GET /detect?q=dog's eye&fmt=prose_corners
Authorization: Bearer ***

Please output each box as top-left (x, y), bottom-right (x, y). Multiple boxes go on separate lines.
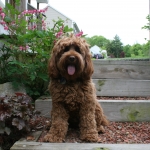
top-left (75, 47), bottom-right (81, 53)
top-left (64, 46), bottom-right (69, 53)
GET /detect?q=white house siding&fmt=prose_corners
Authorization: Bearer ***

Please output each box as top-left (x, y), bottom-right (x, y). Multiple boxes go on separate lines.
top-left (0, 0), bottom-right (4, 8)
top-left (44, 5), bottom-right (73, 30)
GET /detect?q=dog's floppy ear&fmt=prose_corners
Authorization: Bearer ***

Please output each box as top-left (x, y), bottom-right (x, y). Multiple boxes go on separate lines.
top-left (48, 51), bottom-right (59, 78)
top-left (82, 51), bottom-right (94, 80)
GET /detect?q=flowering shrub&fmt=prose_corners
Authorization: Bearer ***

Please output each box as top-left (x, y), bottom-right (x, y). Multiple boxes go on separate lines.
top-left (0, 1), bottom-right (83, 99)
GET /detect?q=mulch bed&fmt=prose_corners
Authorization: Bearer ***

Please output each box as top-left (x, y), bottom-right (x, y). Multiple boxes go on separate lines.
top-left (29, 118), bottom-right (150, 144)
top-left (37, 121), bottom-right (150, 144)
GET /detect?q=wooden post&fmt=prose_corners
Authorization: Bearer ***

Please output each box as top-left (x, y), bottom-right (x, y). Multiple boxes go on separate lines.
top-left (5, 0), bottom-right (26, 12)
top-left (37, 2), bottom-right (39, 9)
top-left (15, 0), bottom-right (26, 12)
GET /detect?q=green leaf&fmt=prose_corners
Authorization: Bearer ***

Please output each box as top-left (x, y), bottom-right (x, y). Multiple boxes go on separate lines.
top-left (36, 30), bottom-right (44, 38)
top-left (30, 74), bottom-right (36, 81)
top-left (4, 16), bottom-right (11, 23)
top-left (38, 73), bottom-right (48, 81)
top-left (64, 26), bottom-right (73, 32)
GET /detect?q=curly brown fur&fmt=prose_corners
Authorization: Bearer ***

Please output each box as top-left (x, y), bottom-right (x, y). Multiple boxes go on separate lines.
top-left (44, 34), bottom-right (109, 143)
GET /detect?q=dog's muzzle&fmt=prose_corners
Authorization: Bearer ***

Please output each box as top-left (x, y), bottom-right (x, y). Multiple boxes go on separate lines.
top-left (67, 56), bottom-right (76, 75)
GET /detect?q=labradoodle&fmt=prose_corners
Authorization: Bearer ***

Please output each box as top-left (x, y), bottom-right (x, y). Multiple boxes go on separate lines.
top-left (44, 34), bottom-right (108, 142)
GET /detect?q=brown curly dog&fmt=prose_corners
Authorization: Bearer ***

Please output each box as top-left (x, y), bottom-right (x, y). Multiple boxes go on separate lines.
top-left (44, 34), bottom-right (108, 143)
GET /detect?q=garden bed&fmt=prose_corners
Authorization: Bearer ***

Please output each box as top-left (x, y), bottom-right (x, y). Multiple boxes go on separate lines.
top-left (10, 116), bottom-right (150, 150)
top-left (32, 117), bottom-right (150, 144)
top-left (18, 115), bottom-right (150, 144)
top-left (10, 96), bottom-right (150, 150)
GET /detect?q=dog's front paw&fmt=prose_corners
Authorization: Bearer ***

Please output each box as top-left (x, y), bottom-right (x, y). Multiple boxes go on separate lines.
top-left (44, 133), bottom-right (64, 143)
top-left (80, 133), bottom-right (99, 142)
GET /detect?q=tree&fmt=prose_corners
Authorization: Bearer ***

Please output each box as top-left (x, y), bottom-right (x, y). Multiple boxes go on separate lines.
top-left (142, 41), bottom-right (150, 56)
top-left (108, 35), bottom-right (123, 58)
top-left (130, 43), bottom-right (143, 56)
top-left (85, 35), bottom-right (109, 49)
top-left (123, 44), bottom-right (131, 57)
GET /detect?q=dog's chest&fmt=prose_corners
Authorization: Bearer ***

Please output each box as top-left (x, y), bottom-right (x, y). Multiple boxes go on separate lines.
top-left (50, 80), bottom-right (88, 111)
top-left (60, 84), bottom-right (84, 110)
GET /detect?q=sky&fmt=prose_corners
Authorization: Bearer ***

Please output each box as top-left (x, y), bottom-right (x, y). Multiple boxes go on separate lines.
top-left (1, 0), bottom-right (149, 45)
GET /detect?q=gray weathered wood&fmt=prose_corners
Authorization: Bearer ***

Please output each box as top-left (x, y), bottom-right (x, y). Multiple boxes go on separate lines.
top-left (35, 96), bottom-right (52, 117)
top-left (35, 98), bottom-right (150, 121)
top-left (92, 60), bottom-right (150, 80)
top-left (93, 79), bottom-right (150, 97)
top-left (19, 131), bottom-right (42, 142)
top-left (100, 100), bottom-right (150, 122)
top-left (10, 142), bottom-right (150, 150)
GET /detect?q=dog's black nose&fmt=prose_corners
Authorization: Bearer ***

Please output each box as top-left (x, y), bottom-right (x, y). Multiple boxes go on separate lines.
top-left (69, 56), bottom-right (75, 62)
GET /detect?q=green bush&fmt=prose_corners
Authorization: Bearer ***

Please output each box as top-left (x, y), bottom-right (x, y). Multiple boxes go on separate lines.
top-left (0, 1), bottom-right (73, 99)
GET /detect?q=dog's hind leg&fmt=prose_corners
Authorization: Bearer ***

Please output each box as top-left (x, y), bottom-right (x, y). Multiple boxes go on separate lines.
top-left (95, 101), bottom-right (109, 133)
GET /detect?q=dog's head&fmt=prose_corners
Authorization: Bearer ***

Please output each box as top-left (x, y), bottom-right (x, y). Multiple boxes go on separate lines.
top-left (48, 34), bottom-right (94, 81)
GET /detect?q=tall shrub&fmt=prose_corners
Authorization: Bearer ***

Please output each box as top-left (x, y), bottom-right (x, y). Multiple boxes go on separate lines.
top-left (0, 1), bottom-right (73, 99)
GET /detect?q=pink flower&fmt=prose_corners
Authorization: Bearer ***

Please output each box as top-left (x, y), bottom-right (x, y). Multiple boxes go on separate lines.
top-left (21, 11), bottom-right (25, 15)
top-left (4, 26), bottom-right (8, 30)
top-left (36, 10), bottom-right (40, 13)
top-left (32, 25), bottom-right (37, 30)
top-left (23, 10), bottom-right (28, 14)
top-left (19, 46), bottom-right (23, 50)
top-left (33, 25), bottom-right (37, 29)
top-left (0, 20), bottom-right (6, 25)
top-left (0, 12), bottom-right (5, 19)
top-left (0, 7), bottom-right (3, 14)
top-left (26, 45), bottom-right (29, 49)
top-left (18, 15), bottom-right (21, 19)
top-left (56, 31), bottom-right (63, 38)
top-left (75, 30), bottom-right (83, 37)
top-left (42, 22), bottom-right (46, 27)
top-left (11, 21), bottom-right (16, 26)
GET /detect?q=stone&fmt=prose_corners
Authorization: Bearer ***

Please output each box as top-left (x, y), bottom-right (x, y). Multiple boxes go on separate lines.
top-left (0, 82), bottom-right (26, 97)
